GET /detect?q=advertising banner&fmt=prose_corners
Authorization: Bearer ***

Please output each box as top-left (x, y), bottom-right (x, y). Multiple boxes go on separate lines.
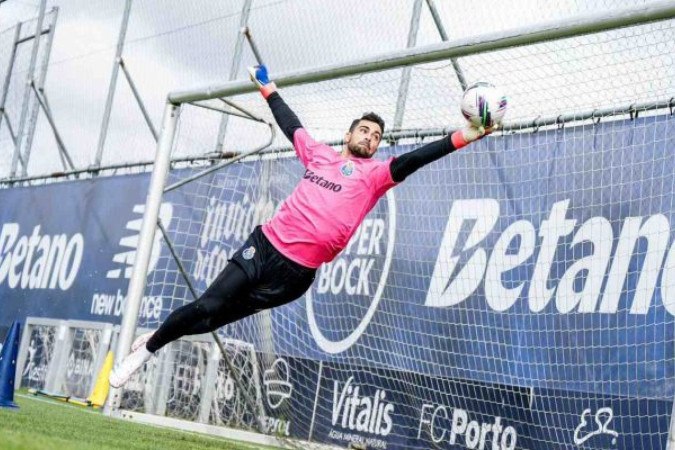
top-left (1, 114), bottom-right (673, 448)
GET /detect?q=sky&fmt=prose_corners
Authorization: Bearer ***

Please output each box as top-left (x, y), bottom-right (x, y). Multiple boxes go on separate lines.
top-left (0, 0), bottom-right (673, 178)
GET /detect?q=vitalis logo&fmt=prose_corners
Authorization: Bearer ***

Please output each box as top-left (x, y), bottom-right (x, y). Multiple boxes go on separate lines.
top-left (331, 376), bottom-right (394, 437)
top-left (106, 203), bottom-right (173, 279)
top-left (426, 199), bottom-right (675, 315)
top-left (306, 190), bottom-right (396, 354)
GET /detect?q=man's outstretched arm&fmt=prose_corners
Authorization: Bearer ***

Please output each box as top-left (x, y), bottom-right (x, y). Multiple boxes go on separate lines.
top-left (266, 92), bottom-right (303, 142)
top-left (390, 126), bottom-right (489, 182)
top-left (249, 65), bottom-right (302, 142)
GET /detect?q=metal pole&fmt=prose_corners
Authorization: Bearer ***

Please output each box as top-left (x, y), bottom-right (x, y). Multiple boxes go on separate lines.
top-left (94, 0), bottom-right (133, 168)
top-left (189, 101), bottom-right (262, 120)
top-left (2, 97), bottom-right (673, 186)
top-left (21, 8), bottom-right (58, 176)
top-left (424, 0), bottom-right (467, 90)
top-left (0, 23), bottom-right (21, 137)
top-left (31, 81), bottom-right (75, 170)
top-left (106, 101), bottom-right (180, 413)
top-left (118, 58), bottom-right (158, 141)
top-left (214, 0), bottom-right (253, 153)
top-left (242, 27), bottom-right (265, 66)
top-left (9, 0), bottom-right (47, 176)
top-left (15, 28), bottom-right (50, 45)
top-left (3, 115), bottom-right (17, 145)
top-left (170, 0), bottom-right (675, 104)
top-left (164, 122), bottom-right (275, 193)
top-left (392, 0), bottom-right (423, 132)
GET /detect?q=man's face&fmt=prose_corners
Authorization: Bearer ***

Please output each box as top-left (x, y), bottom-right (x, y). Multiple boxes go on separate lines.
top-left (344, 120), bottom-right (382, 159)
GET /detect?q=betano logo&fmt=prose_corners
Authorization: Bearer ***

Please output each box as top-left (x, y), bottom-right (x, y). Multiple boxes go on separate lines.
top-left (106, 203), bottom-right (173, 279)
top-left (426, 199), bottom-right (675, 315)
top-left (0, 223), bottom-right (84, 290)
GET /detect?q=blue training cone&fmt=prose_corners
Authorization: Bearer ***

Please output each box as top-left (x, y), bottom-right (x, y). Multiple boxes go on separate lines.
top-left (0, 321), bottom-right (22, 408)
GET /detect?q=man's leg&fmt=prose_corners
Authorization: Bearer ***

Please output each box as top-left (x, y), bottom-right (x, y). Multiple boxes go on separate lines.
top-left (110, 261), bottom-right (255, 387)
top-left (146, 262), bottom-right (253, 352)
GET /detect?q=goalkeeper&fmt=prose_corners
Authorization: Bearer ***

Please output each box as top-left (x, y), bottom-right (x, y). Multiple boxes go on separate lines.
top-left (110, 65), bottom-right (492, 387)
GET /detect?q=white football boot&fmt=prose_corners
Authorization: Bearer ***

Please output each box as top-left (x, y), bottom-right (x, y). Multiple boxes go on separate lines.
top-left (109, 332), bottom-right (155, 388)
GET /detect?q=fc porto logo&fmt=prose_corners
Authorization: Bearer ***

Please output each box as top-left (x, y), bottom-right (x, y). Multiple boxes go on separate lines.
top-left (340, 161), bottom-right (354, 177)
top-left (242, 246), bottom-right (256, 260)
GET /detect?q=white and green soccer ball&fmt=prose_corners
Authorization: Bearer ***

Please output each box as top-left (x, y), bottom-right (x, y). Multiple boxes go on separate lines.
top-left (460, 81), bottom-right (508, 128)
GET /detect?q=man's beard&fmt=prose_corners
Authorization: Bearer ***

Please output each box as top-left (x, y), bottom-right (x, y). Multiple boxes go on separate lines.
top-left (347, 141), bottom-right (372, 159)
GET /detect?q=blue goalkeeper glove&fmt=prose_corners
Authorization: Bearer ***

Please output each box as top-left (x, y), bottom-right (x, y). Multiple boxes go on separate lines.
top-left (248, 64), bottom-right (277, 99)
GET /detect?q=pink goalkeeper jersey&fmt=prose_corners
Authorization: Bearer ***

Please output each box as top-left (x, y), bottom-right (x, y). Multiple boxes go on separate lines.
top-left (262, 128), bottom-right (397, 268)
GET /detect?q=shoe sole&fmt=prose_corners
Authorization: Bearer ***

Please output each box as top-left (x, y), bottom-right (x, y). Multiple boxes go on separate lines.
top-left (130, 332), bottom-right (153, 353)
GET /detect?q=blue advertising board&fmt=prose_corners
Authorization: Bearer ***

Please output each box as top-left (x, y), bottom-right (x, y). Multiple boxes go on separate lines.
top-left (0, 173), bottom-right (151, 327)
top-left (1, 114), bottom-right (674, 448)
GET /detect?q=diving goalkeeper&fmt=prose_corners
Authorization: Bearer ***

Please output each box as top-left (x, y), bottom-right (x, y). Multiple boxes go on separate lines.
top-left (110, 65), bottom-right (492, 387)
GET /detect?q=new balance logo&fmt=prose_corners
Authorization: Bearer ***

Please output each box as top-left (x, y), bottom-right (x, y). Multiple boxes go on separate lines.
top-left (107, 203), bottom-right (173, 279)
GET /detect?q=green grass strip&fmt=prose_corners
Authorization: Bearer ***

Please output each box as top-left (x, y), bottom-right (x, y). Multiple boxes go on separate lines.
top-left (0, 393), bottom-right (280, 450)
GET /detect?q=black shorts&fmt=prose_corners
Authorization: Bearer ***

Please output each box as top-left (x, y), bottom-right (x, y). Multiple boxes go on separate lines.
top-left (228, 225), bottom-right (316, 310)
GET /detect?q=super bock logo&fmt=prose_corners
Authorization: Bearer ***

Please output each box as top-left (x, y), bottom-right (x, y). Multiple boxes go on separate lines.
top-left (306, 190), bottom-right (396, 354)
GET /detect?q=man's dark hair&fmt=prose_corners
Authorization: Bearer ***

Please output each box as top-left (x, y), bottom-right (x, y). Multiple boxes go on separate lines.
top-left (349, 112), bottom-right (385, 135)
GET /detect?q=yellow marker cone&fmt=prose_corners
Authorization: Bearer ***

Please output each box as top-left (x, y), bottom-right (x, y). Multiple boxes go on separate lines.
top-left (87, 351), bottom-right (114, 407)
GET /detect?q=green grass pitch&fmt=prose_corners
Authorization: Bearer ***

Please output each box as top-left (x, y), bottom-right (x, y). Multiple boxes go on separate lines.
top-left (0, 393), bottom-right (281, 450)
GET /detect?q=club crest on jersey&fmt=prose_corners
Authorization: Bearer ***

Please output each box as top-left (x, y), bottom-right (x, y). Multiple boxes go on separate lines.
top-left (243, 246), bottom-right (256, 260)
top-left (340, 161), bottom-right (354, 177)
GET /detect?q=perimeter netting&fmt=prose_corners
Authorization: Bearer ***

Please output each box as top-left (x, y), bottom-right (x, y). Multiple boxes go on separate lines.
top-left (120, 14), bottom-right (674, 450)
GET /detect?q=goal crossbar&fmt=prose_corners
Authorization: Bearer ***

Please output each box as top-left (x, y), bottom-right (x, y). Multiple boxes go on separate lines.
top-left (169, 0), bottom-right (675, 104)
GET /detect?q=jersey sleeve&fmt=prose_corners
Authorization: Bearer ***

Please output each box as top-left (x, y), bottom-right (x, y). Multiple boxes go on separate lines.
top-left (293, 128), bottom-right (319, 167)
top-left (370, 157), bottom-right (399, 197)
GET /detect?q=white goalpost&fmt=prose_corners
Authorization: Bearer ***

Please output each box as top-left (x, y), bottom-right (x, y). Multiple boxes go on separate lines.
top-left (107, 2), bottom-right (675, 449)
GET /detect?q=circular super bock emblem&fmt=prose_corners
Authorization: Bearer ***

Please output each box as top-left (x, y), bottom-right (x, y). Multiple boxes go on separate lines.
top-left (242, 246), bottom-right (256, 260)
top-left (340, 161), bottom-right (354, 177)
top-left (306, 190), bottom-right (396, 354)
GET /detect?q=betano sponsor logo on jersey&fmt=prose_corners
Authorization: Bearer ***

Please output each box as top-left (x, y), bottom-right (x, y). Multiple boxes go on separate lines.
top-left (306, 190), bottom-right (396, 354)
top-left (303, 169), bottom-right (343, 192)
top-left (426, 198), bottom-right (675, 315)
top-left (0, 223), bottom-right (84, 290)
top-left (195, 194), bottom-right (277, 285)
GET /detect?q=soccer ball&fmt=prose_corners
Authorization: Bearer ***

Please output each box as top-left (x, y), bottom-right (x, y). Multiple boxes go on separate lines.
top-left (460, 81), bottom-right (508, 128)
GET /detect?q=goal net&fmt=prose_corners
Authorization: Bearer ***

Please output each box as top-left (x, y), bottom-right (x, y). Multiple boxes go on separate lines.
top-left (116, 6), bottom-right (675, 450)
